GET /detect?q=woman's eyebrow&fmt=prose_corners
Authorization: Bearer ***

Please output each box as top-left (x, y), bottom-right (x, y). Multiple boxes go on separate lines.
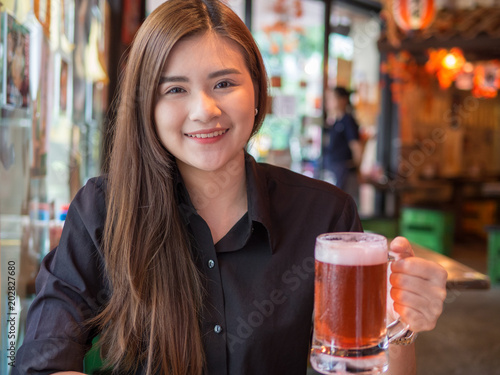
top-left (207, 68), bottom-right (241, 79)
top-left (159, 76), bottom-right (189, 85)
top-left (158, 68), bottom-right (241, 85)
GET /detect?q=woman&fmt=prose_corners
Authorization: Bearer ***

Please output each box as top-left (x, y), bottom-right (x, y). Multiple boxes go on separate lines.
top-left (322, 86), bottom-right (363, 201)
top-left (14, 1), bottom-right (447, 374)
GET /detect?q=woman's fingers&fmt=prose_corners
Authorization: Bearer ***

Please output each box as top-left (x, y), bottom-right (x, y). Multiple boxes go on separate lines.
top-left (392, 302), bottom-right (440, 332)
top-left (391, 284), bottom-right (445, 331)
top-left (390, 256), bottom-right (448, 332)
top-left (391, 256), bottom-right (448, 287)
top-left (389, 236), bottom-right (415, 260)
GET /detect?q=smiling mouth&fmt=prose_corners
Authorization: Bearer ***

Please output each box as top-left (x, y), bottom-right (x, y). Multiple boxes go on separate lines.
top-left (185, 129), bottom-right (229, 139)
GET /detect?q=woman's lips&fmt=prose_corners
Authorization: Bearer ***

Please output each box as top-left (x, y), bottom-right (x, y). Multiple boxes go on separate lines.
top-left (184, 128), bottom-right (229, 143)
top-left (185, 128), bottom-right (229, 139)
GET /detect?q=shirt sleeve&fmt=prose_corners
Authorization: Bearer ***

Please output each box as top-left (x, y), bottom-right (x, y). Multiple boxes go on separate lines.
top-left (335, 193), bottom-right (363, 233)
top-left (343, 114), bottom-right (360, 143)
top-left (13, 178), bottom-right (109, 375)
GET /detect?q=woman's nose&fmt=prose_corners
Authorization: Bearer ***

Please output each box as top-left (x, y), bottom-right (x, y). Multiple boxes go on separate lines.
top-left (189, 91), bottom-right (221, 123)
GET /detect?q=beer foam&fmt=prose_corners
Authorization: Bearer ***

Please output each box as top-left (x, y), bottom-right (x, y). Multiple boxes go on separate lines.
top-left (315, 233), bottom-right (387, 266)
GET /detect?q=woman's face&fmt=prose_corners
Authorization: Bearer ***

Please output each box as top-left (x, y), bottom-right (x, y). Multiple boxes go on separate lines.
top-left (154, 32), bottom-right (256, 175)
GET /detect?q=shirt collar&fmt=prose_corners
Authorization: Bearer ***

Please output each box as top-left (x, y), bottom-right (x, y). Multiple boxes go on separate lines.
top-left (174, 153), bottom-right (275, 253)
top-left (244, 152), bottom-right (275, 253)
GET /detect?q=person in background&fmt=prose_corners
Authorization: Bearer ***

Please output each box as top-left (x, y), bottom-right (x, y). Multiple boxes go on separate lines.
top-left (14, 1), bottom-right (447, 374)
top-left (322, 86), bottom-right (363, 203)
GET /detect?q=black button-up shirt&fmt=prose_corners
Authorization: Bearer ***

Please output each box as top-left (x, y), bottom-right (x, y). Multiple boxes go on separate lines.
top-left (14, 154), bottom-right (362, 375)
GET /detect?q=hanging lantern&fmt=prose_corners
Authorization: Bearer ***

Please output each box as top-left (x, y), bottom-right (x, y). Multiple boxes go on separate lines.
top-left (393, 0), bottom-right (436, 31)
top-left (472, 63), bottom-right (500, 99)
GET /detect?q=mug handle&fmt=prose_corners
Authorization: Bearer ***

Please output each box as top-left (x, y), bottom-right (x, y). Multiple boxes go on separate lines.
top-left (386, 254), bottom-right (410, 342)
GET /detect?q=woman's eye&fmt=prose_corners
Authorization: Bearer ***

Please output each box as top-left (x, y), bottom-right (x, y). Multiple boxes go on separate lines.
top-left (215, 81), bottom-right (233, 89)
top-left (166, 87), bottom-right (185, 94)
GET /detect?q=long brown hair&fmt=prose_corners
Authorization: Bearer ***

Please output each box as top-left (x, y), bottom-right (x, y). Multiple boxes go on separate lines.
top-left (88, 1), bottom-right (268, 374)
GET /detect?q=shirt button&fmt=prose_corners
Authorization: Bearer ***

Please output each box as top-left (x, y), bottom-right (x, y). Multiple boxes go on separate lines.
top-left (214, 324), bottom-right (222, 334)
top-left (208, 259), bottom-right (215, 269)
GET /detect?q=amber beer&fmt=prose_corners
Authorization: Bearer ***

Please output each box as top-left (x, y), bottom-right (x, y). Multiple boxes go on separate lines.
top-left (314, 253), bottom-right (387, 349)
top-left (310, 233), bottom-right (408, 374)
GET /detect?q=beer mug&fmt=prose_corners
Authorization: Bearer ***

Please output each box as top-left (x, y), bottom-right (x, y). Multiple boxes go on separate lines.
top-left (310, 232), bottom-right (409, 374)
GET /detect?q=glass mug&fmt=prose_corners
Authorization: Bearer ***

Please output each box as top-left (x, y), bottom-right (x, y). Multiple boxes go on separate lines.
top-left (310, 232), bottom-right (409, 374)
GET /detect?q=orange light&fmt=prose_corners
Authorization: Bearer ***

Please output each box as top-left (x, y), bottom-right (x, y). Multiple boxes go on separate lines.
top-left (443, 54), bottom-right (458, 70)
top-left (443, 48), bottom-right (465, 71)
top-left (426, 48), bottom-right (466, 89)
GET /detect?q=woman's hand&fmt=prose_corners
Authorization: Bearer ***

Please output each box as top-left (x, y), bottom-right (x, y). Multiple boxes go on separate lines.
top-left (389, 236), bottom-right (448, 332)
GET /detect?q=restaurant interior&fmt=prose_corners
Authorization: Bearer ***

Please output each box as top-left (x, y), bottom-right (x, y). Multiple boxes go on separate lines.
top-left (0, 0), bottom-right (499, 374)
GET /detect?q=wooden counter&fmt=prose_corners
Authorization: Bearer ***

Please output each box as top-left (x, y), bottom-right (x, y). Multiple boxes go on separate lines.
top-left (412, 242), bottom-right (490, 290)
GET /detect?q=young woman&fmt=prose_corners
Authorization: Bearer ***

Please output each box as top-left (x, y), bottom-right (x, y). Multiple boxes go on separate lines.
top-left (14, 1), bottom-right (447, 374)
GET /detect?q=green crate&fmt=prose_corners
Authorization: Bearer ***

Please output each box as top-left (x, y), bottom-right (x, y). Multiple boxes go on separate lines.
top-left (486, 226), bottom-right (500, 283)
top-left (400, 207), bottom-right (454, 255)
top-left (83, 335), bottom-right (105, 374)
top-left (361, 217), bottom-right (399, 238)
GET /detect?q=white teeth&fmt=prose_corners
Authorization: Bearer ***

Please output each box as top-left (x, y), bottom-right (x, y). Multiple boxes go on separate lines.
top-left (187, 129), bottom-right (228, 139)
